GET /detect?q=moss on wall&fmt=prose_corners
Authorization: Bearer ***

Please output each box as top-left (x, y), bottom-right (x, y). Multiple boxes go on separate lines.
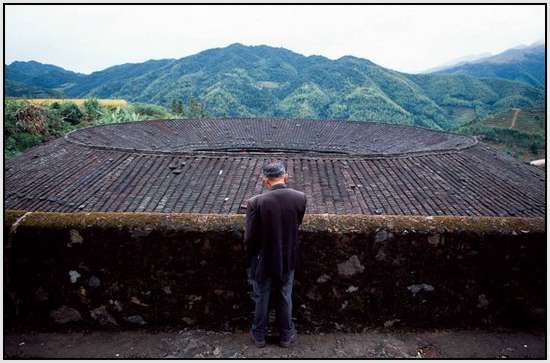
top-left (6, 209), bottom-right (544, 234)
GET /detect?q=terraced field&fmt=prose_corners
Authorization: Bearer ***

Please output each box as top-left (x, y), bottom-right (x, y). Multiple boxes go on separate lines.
top-left (458, 106), bottom-right (545, 161)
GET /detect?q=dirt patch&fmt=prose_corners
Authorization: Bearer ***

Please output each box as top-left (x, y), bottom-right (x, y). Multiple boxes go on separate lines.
top-left (510, 108), bottom-right (521, 129)
top-left (4, 328), bottom-right (544, 358)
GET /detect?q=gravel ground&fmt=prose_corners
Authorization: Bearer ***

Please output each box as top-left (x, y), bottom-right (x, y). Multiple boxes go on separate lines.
top-left (4, 328), bottom-right (545, 358)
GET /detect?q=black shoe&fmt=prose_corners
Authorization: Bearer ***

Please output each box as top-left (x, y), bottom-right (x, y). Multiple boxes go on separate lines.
top-left (250, 331), bottom-right (266, 348)
top-left (279, 332), bottom-right (297, 348)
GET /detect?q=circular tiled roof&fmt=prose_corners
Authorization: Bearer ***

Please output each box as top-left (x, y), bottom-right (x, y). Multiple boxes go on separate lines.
top-left (65, 118), bottom-right (477, 156)
top-left (5, 118), bottom-right (545, 217)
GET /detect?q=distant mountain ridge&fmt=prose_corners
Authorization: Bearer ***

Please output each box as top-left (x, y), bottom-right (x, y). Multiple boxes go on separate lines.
top-left (421, 52), bottom-right (493, 73)
top-left (5, 43), bottom-right (545, 130)
top-left (430, 43), bottom-right (545, 88)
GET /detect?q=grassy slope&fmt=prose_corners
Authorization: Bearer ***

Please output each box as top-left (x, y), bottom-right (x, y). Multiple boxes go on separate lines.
top-left (457, 105), bottom-right (546, 161)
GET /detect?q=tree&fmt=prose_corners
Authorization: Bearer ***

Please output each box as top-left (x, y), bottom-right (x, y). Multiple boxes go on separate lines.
top-left (171, 99), bottom-right (184, 115)
top-left (188, 98), bottom-right (207, 118)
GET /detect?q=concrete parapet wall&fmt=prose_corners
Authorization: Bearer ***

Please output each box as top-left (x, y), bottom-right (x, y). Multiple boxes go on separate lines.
top-left (4, 210), bottom-right (545, 332)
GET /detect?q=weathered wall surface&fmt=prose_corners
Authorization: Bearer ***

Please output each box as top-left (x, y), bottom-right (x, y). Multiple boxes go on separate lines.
top-left (4, 210), bottom-right (545, 332)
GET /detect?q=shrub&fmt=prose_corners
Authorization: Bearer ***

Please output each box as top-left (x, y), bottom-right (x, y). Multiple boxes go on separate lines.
top-left (100, 107), bottom-right (142, 124)
top-left (15, 104), bottom-right (47, 134)
top-left (83, 98), bottom-right (104, 122)
top-left (130, 103), bottom-right (173, 119)
top-left (4, 100), bottom-right (48, 158)
top-left (60, 102), bottom-right (84, 125)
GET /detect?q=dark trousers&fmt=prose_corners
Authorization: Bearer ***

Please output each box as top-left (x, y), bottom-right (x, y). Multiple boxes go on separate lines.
top-left (248, 269), bottom-right (297, 341)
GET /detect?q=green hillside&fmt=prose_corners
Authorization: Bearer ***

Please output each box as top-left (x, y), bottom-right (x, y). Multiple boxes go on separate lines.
top-left (458, 105), bottom-right (545, 161)
top-left (5, 44), bottom-right (545, 130)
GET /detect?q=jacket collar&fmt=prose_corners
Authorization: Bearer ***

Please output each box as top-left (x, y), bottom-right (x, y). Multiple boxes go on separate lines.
top-left (270, 183), bottom-right (288, 191)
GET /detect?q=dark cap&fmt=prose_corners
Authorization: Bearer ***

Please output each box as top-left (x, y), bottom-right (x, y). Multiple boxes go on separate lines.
top-left (262, 161), bottom-right (286, 178)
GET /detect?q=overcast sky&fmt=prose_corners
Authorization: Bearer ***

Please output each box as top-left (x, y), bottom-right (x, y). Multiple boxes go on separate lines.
top-left (5, 4), bottom-right (545, 74)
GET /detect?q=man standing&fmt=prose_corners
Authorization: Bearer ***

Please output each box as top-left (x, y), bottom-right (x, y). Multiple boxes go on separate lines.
top-left (244, 161), bottom-right (307, 348)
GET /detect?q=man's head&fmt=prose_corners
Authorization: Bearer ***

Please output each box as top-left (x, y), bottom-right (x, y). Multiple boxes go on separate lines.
top-left (262, 161), bottom-right (288, 189)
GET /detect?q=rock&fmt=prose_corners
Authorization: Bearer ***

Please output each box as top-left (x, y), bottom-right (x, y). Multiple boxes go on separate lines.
top-left (35, 286), bottom-right (48, 302)
top-left (231, 230), bottom-right (243, 240)
top-left (417, 345), bottom-right (441, 358)
top-left (68, 270), bottom-right (81, 283)
top-left (383, 319), bottom-right (400, 328)
top-left (50, 305), bottom-right (82, 324)
top-left (316, 274), bottom-right (331, 283)
top-left (181, 317), bottom-right (196, 325)
top-left (78, 287), bottom-right (90, 304)
top-left (90, 305), bottom-right (118, 326)
top-left (188, 295), bottom-right (202, 302)
top-left (375, 230), bottom-right (393, 243)
top-left (110, 299), bottom-right (123, 312)
top-left (346, 285), bottom-right (358, 293)
top-left (130, 296), bottom-right (149, 307)
top-left (213, 346), bottom-right (221, 357)
top-left (407, 283), bottom-right (435, 296)
top-left (130, 227), bottom-right (153, 239)
top-left (428, 234), bottom-right (441, 246)
top-left (125, 315), bottom-right (147, 326)
top-left (337, 255), bottom-right (365, 277)
top-left (88, 275), bottom-right (101, 288)
top-left (163, 286), bottom-right (172, 295)
top-left (172, 169), bottom-right (182, 174)
top-left (68, 229), bottom-right (84, 246)
top-left (375, 248), bottom-right (387, 261)
top-left (477, 294), bottom-right (489, 309)
top-left (306, 288), bottom-right (322, 301)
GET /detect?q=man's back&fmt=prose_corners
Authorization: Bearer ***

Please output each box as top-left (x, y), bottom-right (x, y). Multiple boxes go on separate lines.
top-left (245, 183), bottom-right (307, 283)
top-left (245, 162), bottom-right (305, 348)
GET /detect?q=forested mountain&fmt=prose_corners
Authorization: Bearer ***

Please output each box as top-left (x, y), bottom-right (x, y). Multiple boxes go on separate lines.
top-left (7, 60), bottom-right (85, 89)
top-left (5, 43), bottom-right (545, 130)
top-left (431, 43), bottom-right (545, 88)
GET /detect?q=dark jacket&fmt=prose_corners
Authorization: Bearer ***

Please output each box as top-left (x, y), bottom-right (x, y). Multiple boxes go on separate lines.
top-left (244, 183), bottom-right (307, 283)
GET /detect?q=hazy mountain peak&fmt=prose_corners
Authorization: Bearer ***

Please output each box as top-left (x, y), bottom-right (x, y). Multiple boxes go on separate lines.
top-left (425, 42), bottom-right (545, 87)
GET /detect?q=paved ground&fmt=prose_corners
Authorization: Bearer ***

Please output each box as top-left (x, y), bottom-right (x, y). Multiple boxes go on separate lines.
top-left (4, 328), bottom-right (545, 358)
